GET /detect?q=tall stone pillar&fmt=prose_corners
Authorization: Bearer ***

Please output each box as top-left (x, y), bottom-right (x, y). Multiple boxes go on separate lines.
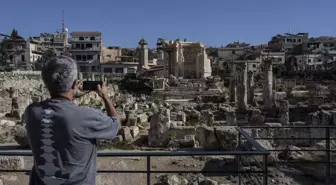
top-left (173, 44), bottom-right (179, 77)
top-left (236, 62), bottom-right (247, 110)
top-left (228, 63), bottom-right (236, 103)
top-left (78, 72), bottom-right (83, 80)
top-left (91, 73), bottom-right (95, 81)
top-left (138, 38), bottom-right (149, 70)
top-left (263, 60), bottom-right (273, 108)
top-left (247, 71), bottom-right (255, 105)
top-left (101, 73), bottom-right (105, 82)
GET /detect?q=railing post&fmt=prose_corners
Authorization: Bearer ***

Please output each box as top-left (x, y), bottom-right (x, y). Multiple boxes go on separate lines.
top-left (238, 132), bottom-right (241, 185)
top-left (147, 155), bottom-right (151, 185)
top-left (325, 127), bottom-right (330, 185)
top-left (263, 154), bottom-right (268, 185)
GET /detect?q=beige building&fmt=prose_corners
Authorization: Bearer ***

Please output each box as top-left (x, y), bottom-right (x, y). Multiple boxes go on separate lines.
top-left (30, 31), bottom-right (68, 54)
top-left (0, 35), bottom-right (44, 69)
top-left (101, 46), bottom-right (122, 63)
top-left (69, 31), bottom-right (102, 72)
top-left (158, 39), bottom-right (212, 79)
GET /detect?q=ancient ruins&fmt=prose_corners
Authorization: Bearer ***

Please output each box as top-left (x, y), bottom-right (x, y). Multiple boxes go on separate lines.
top-left (0, 56), bottom-right (334, 184)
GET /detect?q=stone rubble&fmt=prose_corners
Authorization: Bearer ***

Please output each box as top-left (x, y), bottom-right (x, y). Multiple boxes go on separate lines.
top-left (0, 71), bottom-right (333, 184)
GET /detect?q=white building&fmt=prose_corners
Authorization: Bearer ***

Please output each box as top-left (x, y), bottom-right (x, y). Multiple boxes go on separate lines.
top-left (261, 51), bottom-right (285, 65)
top-left (69, 31), bottom-right (102, 72)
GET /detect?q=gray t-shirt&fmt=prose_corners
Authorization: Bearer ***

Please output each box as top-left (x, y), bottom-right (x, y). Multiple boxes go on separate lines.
top-left (25, 99), bottom-right (119, 185)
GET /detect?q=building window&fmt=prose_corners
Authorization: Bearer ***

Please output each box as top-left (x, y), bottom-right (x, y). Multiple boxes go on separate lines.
top-left (107, 55), bottom-right (111, 58)
top-left (308, 59), bottom-right (312, 63)
top-left (115, 68), bottom-right (123, 73)
top-left (92, 66), bottom-right (95, 71)
top-left (90, 37), bottom-right (95, 40)
top-left (21, 55), bottom-right (25, 61)
top-left (127, 68), bottom-right (136, 73)
top-left (298, 39), bottom-right (301, 42)
top-left (232, 50), bottom-right (235, 54)
top-left (87, 55), bottom-right (93, 60)
top-left (86, 43), bottom-right (92, 48)
top-left (318, 59), bottom-right (322, 62)
top-left (75, 55), bottom-right (82, 61)
top-left (104, 68), bottom-right (112, 73)
top-left (79, 37), bottom-right (84, 40)
top-left (279, 58), bottom-right (282, 61)
top-left (80, 67), bottom-right (86, 72)
top-left (252, 64), bottom-right (256, 68)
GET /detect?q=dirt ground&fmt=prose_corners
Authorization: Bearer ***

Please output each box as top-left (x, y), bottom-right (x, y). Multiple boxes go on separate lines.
top-left (0, 149), bottom-right (325, 185)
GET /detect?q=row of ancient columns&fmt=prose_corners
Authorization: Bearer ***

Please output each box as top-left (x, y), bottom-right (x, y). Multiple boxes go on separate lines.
top-left (229, 60), bottom-right (273, 110)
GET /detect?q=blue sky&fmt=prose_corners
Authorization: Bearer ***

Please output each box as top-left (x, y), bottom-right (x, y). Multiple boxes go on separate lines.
top-left (1, 0), bottom-right (335, 48)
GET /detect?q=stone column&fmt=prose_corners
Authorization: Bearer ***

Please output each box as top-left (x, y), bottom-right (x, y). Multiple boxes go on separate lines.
top-left (236, 62), bottom-right (247, 110)
top-left (91, 73), bottom-right (95, 81)
top-left (78, 73), bottom-right (83, 80)
top-left (162, 51), bottom-right (167, 77)
top-left (247, 71), bottom-right (255, 105)
top-left (263, 60), bottom-right (273, 108)
top-left (228, 63), bottom-right (236, 103)
top-left (101, 73), bottom-right (105, 81)
top-left (278, 100), bottom-right (289, 124)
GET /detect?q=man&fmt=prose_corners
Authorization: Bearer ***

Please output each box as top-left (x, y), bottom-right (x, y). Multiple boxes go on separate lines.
top-left (25, 56), bottom-right (120, 185)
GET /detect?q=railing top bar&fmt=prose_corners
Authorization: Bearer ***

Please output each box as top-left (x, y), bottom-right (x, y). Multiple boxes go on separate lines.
top-left (0, 150), bottom-right (267, 157)
top-left (236, 127), bottom-right (269, 154)
top-left (241, 125), bottom-right (336, 128)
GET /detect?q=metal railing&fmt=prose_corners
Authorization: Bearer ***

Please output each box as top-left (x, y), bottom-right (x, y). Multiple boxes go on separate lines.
top-left (241, 125), bottom-right (336, 185)
top-left (0, 127), bottom-right (269, 185)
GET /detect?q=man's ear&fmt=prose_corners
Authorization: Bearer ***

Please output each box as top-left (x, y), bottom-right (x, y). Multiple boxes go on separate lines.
top-left (72, 80), bottom-right (77, 89)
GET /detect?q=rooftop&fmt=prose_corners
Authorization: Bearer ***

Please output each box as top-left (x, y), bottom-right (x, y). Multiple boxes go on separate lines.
top-left (70, 31), bottom-right (101, 36)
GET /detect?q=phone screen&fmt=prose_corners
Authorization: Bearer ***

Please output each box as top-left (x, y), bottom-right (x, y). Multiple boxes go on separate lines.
top-left (82, 81), bottom-right (102, 91)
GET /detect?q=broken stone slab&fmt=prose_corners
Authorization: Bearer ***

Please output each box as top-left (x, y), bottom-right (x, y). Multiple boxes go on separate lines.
top-left (148, 108), bottom-right (171, 147)
top-left (214, 126), bottom-right (238, 151)
top-left (13, 125), bottom-right (29, 147)
top-left (119, 127), bottom-right (132, 141)
top-left (130, 126), bottom-right (140, 138)
top-left (137, 113), bottom-right (148, 124)
top-left (321, 110), bottom-right (332, 125)
top-left (225, 111), bottom-right (236, 125)
top-left (112, 135), bottom-right (123, 142)
top-left (0, 156), bottom-right (24, 170)
top-left (199, 178), bottom-right (218, 185)
top-left (160, 174), bottom-right (189, 185)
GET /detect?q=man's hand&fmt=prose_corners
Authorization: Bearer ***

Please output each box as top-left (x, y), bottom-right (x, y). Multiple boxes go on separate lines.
top-left (97, 82), bottom-right (109, 98)
top-left (73, 80), bottom-right (90, 99)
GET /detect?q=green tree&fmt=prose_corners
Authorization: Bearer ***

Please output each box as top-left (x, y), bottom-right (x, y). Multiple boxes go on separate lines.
top-left (0, 47), bottom-right (8, 66)
top-left (35, 49), bottom-right (57, 70)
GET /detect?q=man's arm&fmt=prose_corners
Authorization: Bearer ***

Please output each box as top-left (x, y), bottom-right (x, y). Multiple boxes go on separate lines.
top-left (101, 95), bottom-right (120, 130)
top-left (81, 82), bottom-right (121, 140)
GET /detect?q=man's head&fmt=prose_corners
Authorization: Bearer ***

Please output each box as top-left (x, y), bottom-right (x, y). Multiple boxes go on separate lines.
top-left (41, 56), bottom-right (78, 98)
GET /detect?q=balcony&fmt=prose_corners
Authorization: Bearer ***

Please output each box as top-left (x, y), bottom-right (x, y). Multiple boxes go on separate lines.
top-left (70, 47), bottom-right (100, 52)
top-left (70, 38), bottom-right (101, 43)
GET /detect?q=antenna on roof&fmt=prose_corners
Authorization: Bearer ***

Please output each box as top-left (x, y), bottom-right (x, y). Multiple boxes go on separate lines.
top-left (289, 28), bottom-right (291, 34)
top-left (62, 10), bottom-right (65, 32)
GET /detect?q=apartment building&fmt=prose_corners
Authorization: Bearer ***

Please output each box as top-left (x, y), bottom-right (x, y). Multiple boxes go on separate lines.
top-left (30, 31), bottom-right (68, 54)
top-left (268, 33), bottom-right (309, 52)
top-left (69, 31), bottom-right (102, 72)
top-left (260, 51), bottom-right (285, 65)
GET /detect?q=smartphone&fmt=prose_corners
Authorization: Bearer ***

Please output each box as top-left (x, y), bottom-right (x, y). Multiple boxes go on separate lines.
top-left (82, 81), bottom-right (103, 91)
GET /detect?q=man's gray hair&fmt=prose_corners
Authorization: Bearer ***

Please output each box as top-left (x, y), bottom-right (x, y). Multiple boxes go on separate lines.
top-left (41, 56), bottom-right (78, 94)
